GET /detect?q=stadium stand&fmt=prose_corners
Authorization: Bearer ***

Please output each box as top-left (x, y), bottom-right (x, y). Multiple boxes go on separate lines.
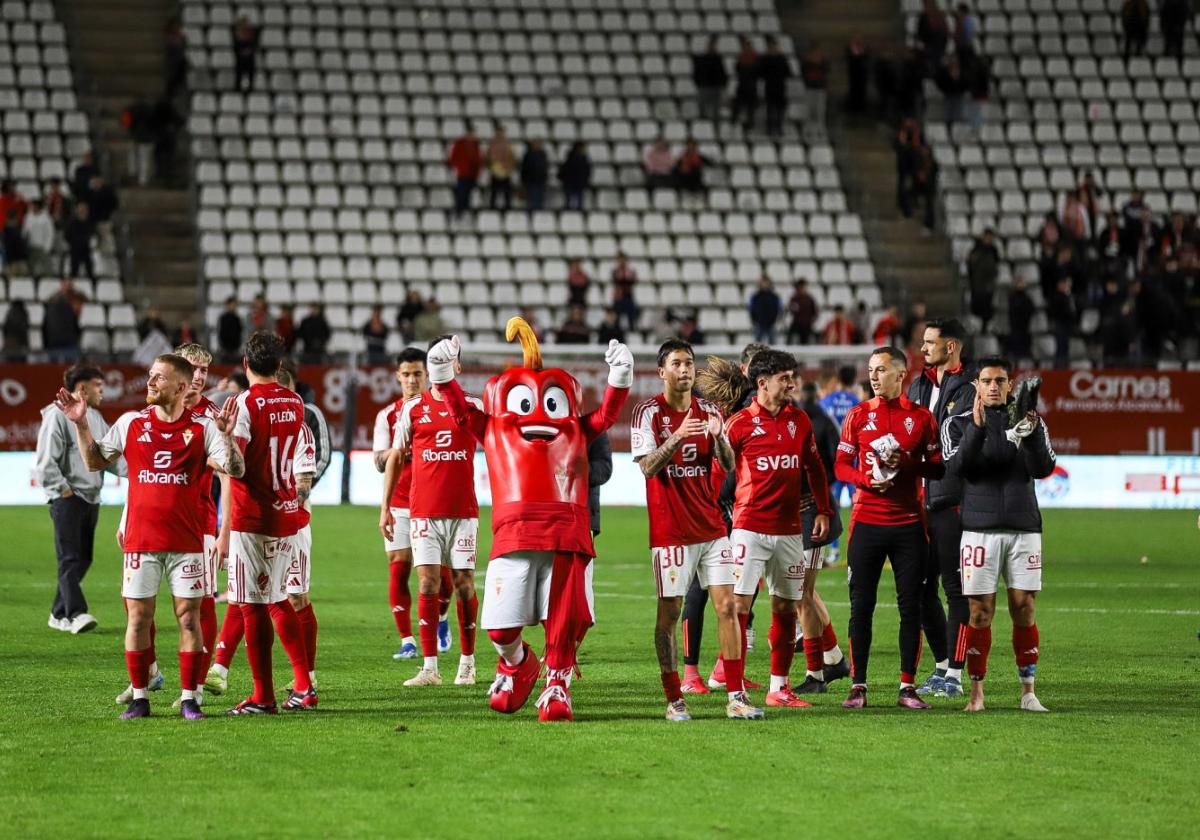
top-left (182, 0), bottom-right (883, 354)
top-left (914, 0), bottom-right (1200, 367)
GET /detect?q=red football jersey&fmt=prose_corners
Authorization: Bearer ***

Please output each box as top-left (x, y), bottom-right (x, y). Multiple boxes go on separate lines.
top-left (834, 395), bottom-right (944, 526)
top-left (725, 398), bottom-right (833, 535)
top-left (229, 382), bottom-right (306, 537)
top-left (191, 395), bottom-right (220, 536)
top-left (98, 407), bottom-right (228, 553)
top-left (374, 400), bottom-right (414, 509)
top-left (631, 394), bottom-right (727, 547)
top-left (293, 419), bottom-right (316, 529)
top-left (392, 390), bottom-right (483, 519)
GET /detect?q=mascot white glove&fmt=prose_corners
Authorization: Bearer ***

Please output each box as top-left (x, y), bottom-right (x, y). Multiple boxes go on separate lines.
top-left (427, 335), bottom-right (461, 385)
top-left (605, 339), bottom-right (634, 388)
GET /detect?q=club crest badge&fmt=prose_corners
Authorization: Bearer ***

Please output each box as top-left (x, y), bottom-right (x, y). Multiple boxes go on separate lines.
top-left (904, 417), bottom-right (915, 434)
top-left (182, 429), bottom-right (194, 446)
top-left (787, 421), bottom-right (797, 438)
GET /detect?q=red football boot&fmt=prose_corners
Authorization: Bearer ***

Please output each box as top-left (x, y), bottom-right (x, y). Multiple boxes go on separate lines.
top-left (535, 679), bottom-right (574, 723)
top-left (488, 643), bottom-right (540, 714)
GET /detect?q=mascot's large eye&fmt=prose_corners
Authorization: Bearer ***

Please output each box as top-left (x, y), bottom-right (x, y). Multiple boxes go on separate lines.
top-left (505, 384), bottom-right (535, 415)
top-left (542, 385), bottom-right (569, 419)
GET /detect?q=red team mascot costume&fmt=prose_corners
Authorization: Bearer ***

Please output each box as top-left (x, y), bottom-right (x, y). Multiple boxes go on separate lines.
top-left (430, 318), bottom-right (632, 721)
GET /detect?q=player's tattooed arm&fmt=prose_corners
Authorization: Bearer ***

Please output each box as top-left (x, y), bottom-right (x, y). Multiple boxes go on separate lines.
top-left (223, 436), bottom-right (245, 478)
top-left (373, 450), bottom-right (389, 472)
top-left (638, 434), bottom-right (684, 478)
top-left (710, 426), bottom-right (735, 472)
top-left (296, 473), bottom-right (313, 506)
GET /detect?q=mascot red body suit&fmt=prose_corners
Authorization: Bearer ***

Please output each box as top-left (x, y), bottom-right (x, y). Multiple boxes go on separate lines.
top-left (428, 319), bottom-right (632, 722)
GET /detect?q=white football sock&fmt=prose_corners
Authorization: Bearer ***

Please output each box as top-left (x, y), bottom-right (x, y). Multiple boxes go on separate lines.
top-left (946, 667), bottom-right (962, 681)
top-left (492, 636), bottom-right (523, 666)
top-left (806, 669), bottom-right (824, 681)
top-left (181, 689), bottom-right (195, 701)
top-left (132, 688), bottom-right (148, 700)
top-left (423, 656), bottom-right (438, 671)
top-left (459, 654), bottom-right (475, 667)
top-left (401, 635), bottom-right (415, 646)
top-left (823, 645), bottom-right (843, 665)
top-left (936, 659), bottom-right (949, 673)
top-left (769, 674), bottom-right (788, 693)
top-left (212, 663), bottom-right (228, 679)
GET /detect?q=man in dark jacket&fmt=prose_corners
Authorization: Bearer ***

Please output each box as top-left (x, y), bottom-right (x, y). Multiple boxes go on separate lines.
top-left (757, 36), bottom-right (792, 137)
top-left (692, 36), bottom-right (728, 128)
top-left (967, 229), bottom-right (1000, 330)
top-left (520, 139), bottom-right (549, 213)
top-left (906, 317), bottom-right (976, 698)
top-left (942, 357), bottom-right (1055, 713)
top-left (587, 432), bottom-right (612, 537)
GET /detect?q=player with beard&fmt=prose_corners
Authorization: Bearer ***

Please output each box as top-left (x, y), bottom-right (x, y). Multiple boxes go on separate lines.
top-left (57, 354), bottom-right (243, 719)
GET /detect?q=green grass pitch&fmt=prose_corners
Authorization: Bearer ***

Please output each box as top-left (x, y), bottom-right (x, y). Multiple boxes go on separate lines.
top-left (1, 505), bottom-right (1197, 838)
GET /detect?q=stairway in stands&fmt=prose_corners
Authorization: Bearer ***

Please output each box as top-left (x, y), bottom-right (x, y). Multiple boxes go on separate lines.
top-left (64, 0), bottom-right (198, 324)
top-left (779, 0), bottom-right (962, 317)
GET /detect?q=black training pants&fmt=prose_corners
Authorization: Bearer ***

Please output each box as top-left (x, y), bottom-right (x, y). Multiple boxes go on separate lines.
top-left (846, 520), bottom-right (928, 685)
top-left (49, 496), bottom-right (100, 620)
top-left (922, 506), bottom-right (969, 669)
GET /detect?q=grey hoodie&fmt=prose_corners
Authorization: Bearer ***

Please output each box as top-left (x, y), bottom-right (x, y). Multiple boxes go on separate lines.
top-left (34, 403), bottom-right (124, 503)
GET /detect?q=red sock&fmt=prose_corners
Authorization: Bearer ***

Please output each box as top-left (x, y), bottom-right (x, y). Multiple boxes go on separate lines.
top-left (724, 657), bottom-right (745, 693)
top-left (966, 625), bottom-right (992, 681)
top-left (178, 650), bottom-right (203, 692)
top-left (240, 603), bottom-right (274, 704)
top-left (802, 638), bottom-right (823, 674)
top-left (438, 566), bottom-right (453, 615)
top-left (125, 647), bottom-right (152, 689)
top-left (269, 601), bottom-right (312, 693)
top-left (457, 594), bottom-right (478, 656)
top-left (768, 612), bottom-right (797, 681)
top-left (295, 603), bottom-right (318, 673)
top-left (821, 621), bottom-right (838, 651)
top-left (389, 561), bottom-right (412, 637)
top-left (1012, 623), bottom-right (1039, 667)
top-left (418, 592), bottom-right (440, 658)
top-left (199, 596), bottom-right (218, 675)
top-left (661, 671), bottom-right (682, 702)
top-left (215, 602), bottom-right (245, 669)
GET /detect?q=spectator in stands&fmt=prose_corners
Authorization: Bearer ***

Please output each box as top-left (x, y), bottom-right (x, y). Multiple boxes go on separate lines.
top-left (846, 37), bottom-right (870, 114)
top-left (63, 203), bottom-right (95, 281)
top-left (1121, 0), bottom-right (1151, 60)
top-left (1060, 190), bottom-right (1091, 243)
top-left (643, 136), bottom-right (674, 192)
top-left (43, 179), bottom-right (67, 227)
top-left (217, 297), bottom-right (243, 361)
top-left (935, 55), bottom-right (968, 129)
top-left (413, 298), bottom-right (446, 343)
top-left (1160, 0), bottom-right (1190, 61)
top-left (677, 314), bottom-right (706, 345)
top-left (149, 97), bottom-right (184, 184)
top-left (916, 0), bottom-right (949, 72)
top-left (967, 228), bottom-right (1000, 330)
top-left (1124, 205), bottom-right (1159, 271)
top-left (363, 305), bottom-right (389, 364)
top-left (3, 210), bottom-right (29, 277)
top-left (673, 138), bottom-right (712, 195)
top-left (485, 125), bottom-right (517, 212)
top-left (248, 293), bottom-right (270, 333)
top-left (786, 278), bottom-right (818, 344)
top-left (1007, 275), bottom-right (1035, 360)
top-left (1047, 276), bottom-right (1077, 367)
top-left (43, 280), bottom-right (84, 364)
top-left (171, 316), bottom-right (195, 347)
top-left (731, 36), bottom-right (760, 134)
top-left (297, 303), bottom-right (332, 363)
top-left (851, 301), bottom-right (872, 340)
top-left (276, 303), bottom-right (296, 350)
top-left (822, 304), bottom-right (858, 345)
top-left (899, 143), bottom-right (938, 232)
top-left (0, 180), bottom-right (26, 227)
top-left (902, 300), bottom-right (928, 347)
top-left (963, 53), bottom-right (991, 133)
top-left (953, 3), bottom-right (979, 59)
top-left (596, 308), bottom-right (625, 344)
top-left (757, 36), bottom-right (792, 138)
top-left (567, 258), bottom-right (591, 307)
top-left (748, 275), bottom-right (782, 343)
top-left (1135, 276), bottom-right (1174, 364)
top-left (1158, 211), bottom-right (1194, 262)
top-left (120, 100), bottom-right (155, 186)
top-left (556, 306), bottom-right (592, 345)
top-left (692, 36), bottom-right (729, 128)
top-left (872, 305), bottom-right (903, 346)
top-left (897, 47), bottom-right (928, 119)
top-left (71, 153), bottom-right (97, 202)
top-left (1099, 278), bottom-right (1136, 365)
top-left (448, 124), bottom-right (483, 219)
top-left (397, 291), bottom-right (424, 342)
top-left (873, 48), bottom-right (899, 123)
top-left (800, 42), bottom-right (830, 140)
top-left (3, 299), bottom-right (30, 361)
top-left (610, 252), bottom-right (639, 331)
top-left (84, 175), bottom-right (119, 254)
top-left (1096, 210), bottom-right (1124, 261)
top-left (520, 139), bottom-right (549, 213)
top-left (895, 119), bottom-right (922, 214)
top-left (232, 15), bottom-right (261, 92)
top-left (1078, 171), bottom-right (1103, 223)
top-left (136, 306), bottom-right (167, 340)
top-left (558, 142), bottom-right (592, 211)
top-left (164, 18), bottom-right (188, 100)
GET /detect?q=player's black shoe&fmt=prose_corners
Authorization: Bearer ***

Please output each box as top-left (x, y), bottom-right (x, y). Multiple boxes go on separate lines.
top-left (120, 698), bottom-right (151, 720)
top-left (823, 658), bottom-right (851, 684)
top-left (793, 675), bottom-right (828, 694)
top-left (1010, 376), bottom-right (1041, 426)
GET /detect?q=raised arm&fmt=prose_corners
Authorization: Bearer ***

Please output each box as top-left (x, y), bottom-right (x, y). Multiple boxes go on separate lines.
top-left (53, 388), bottom-right (120, 471)
top-left (208, 396), bottom-right (245, 478)
top-left (582, 339), bottom-right (633, 440)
